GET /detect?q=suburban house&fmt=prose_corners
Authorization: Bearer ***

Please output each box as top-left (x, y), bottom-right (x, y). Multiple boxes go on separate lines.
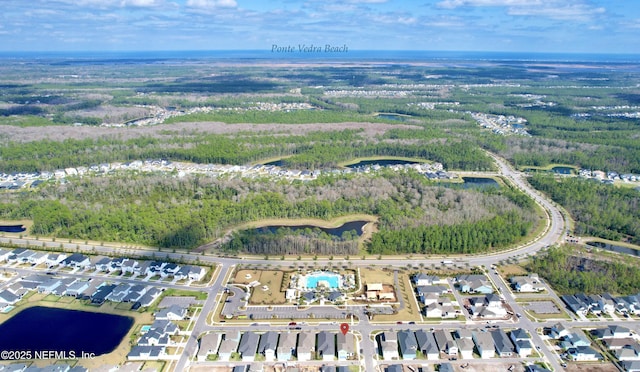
top-left (561, 295), bottom-right (589, 316)
top-left (380, 332), bottom-right (399, 360)
top-left (337, 332), bottom-right (355, 361)
top-left (471, 294), bottom-right (507, 318)
top-left (155, 304), bottom-right (187, 321)
top-left (45, 253), bottom-right (67, 267)
top-left (95, 257), bottom-right (112, 272)
top-left (218, 331), bottom-right (241, 362)
top-left (197, 332), bottom-right (221, 362)
top-left (0, 249), bottom-right (11, 262)
top-left (127, 345), bottom-right (166, 360)
top-left (616, 344), bottom-right (640, 361)
top-left (317, 331), bottom-right (336, 361)
top-left (560, 331), bottom-right (591, 349)
top-left (238, 331), bottom-right (260, 362)
top-left (297, 332), bottom-right (315, 362)
top-left (472, 331), bottom-right (496, 359)
top-left (123, 285), bottom-right (147, 303)
top-left (412, 273), bottom-right (440, 286)
top-left (415, 330), bottom-right (439, 360)
top-left (622, 361), bottom-right (640, 372)
top-left (510, 274), bottom-right (544, 292)
top-left (550, 323), bottom-right (572, 339)
top-left (434, 329), bottom-right (457, 357)
top-left (121, 259), bottom-right (139, 274)
top-left (276, 332), bottom-right (297, 361)
top-left (397, 330), bottom-right (418, 360)
top-left (0, 290), bottom-right (20, 305)
top-left (456, 274), bottom-right (493, 294)
top-left (257, 331), bottom-right (279, 362)
top-left (566, 346), bottom-right (601, 361)
top-left (65, 280), bottom-right (90, 297)
top-left (107, 283), bottom-right (132, 302)
top-left (491, 329), bottom-right (515, 357)
top-left (60, 253), bottom-right (91, 268)
top-left (456, 337), bottom-right (474, 359)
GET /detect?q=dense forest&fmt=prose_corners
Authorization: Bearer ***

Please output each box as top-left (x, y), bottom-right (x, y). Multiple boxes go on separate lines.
top-left (529, 175), bottom-right (640, 244)
top-left (0, 129), bottom-right (494, 172)
top-left (222, 228), bottom-right (360, 255)
top-left (0, 171), bottom-right (537, 252)
top-left (527, 247), bottom-right (640, 295)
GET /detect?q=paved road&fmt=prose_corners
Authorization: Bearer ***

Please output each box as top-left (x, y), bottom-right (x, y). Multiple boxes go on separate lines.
top-left (0, 152), bottom-right (570, 371)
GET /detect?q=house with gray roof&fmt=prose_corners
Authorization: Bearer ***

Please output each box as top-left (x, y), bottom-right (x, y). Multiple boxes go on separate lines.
top-left (276, 332), bottom-right (297, 361)
top-left (238, 332), bottom-right (260, 362)
top-left (317, 331), bottom-right (336, 361)
top-left (0, 248), bottom-right (11, 262)
top-left (197, 332), bottom-right (221, 362)
top-left (215, 331), bottom-right (239, 361)
top-left (37, 278), bottom-right (62, 294)
top-left (472, 331), bottom-right (496, 359)
top-left (337, 332), bottom-right (355, 361)
top-left (491, 329), bottom-right (515, 357)
top-left (60, 253), bottom-right (91, 268)
top-left (95, 257), bottom-right (112, 272)
top-left (456, 337), bottom-right (475, 359)
top-left (257, 331), bottom-right (279, 362)
top-left (0, 290), bottom-right (20, 305)
top-left (297, 332), bottom-right (315, 362)
top-left (456, 274), bottom-right (493, 294)
top-left (415, 329), bottom-right (439, 360)
top-left (156, 304), bottom-right (187, 321)
top-left (123, 284), bottom-right (147, 303)
top-left (107, 283), bottom-right (132, 302)
top-left (397, 330), bottom-right (417, 360)
top-left (137, 287), bottom-right (162, 307)
top-left (127, 345), bottom-right (166, 360)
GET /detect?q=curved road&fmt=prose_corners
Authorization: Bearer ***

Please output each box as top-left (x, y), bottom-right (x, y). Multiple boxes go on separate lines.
top-left (0, 152), bottom-right (567, 371)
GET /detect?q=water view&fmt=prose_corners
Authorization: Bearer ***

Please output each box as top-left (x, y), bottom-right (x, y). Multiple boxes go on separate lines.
top-left (346, 159), bottom-right (422, 168)
top-left (255, 220), bottom-right (367, 237)
top-left (0, 306), bottom-right (133, 357)
top-left (551, 166), bottom-right (574, 175)
top-left (587, 241), bottom-right (640, 257)
top-left (0, 225), bottom-right (26, 233)
top-left (460, 177), bottom-right (500, 189)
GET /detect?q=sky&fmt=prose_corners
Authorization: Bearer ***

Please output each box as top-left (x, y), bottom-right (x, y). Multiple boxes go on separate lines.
top-left (1, 0), bottom-right (639, 54)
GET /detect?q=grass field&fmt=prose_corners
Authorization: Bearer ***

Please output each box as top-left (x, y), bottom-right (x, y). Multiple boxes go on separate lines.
top-left (498, 264), bottom-right (528, 277)
top-left (234, 269), bottom-right (287, 305)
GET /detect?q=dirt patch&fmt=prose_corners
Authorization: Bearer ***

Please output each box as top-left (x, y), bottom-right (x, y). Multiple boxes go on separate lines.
top-left (564, 362), bottom-right (619, 372)
top-left (0, 121), bottom-right (422, 143)
top-left (233, 269), bottom-right (287, 305)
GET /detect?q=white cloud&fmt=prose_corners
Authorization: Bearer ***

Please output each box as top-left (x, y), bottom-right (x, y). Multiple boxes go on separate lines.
top-left (437, 0), bottom-right (605, 22)
top-left (186, 0), bottom-right (237, 8)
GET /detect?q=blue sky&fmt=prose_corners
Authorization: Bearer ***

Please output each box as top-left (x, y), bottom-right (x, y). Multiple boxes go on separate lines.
top-left (1, 0), bottom-right (638, 53)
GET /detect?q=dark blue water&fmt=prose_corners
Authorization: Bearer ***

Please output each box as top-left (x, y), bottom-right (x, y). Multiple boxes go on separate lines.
top-left (0, 306), bottom-right (133, 358)
top-left (552, 166), bottom-right (574, 175)
top-left (346, 159), bottom-right (421, 168)
top-left (263, 160), bottom-right (284, 166)
top-left (461, 177), bottom-right (500, 189)
top-left (1, 50), bottom-right (638, 63)
top-left (377, 113), bottom-right (410, 122)
top-left (256, 220), bottom-right (367, 237)
top-left (587, 241), bottom-right (640, 257)
top-left (0, 225), bottom-right (26, 233)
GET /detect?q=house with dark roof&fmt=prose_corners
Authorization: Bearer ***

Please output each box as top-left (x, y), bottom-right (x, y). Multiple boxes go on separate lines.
top-left (91, 283), bottom-right (116, 304)
top-left (137, 287), bottom-right (162, 307)
top-left (415, 329), bottom-right (439, 360)
top-left (491, 329), bottom-right (515, 357)
top-left (412, 273), bottom-right (440, 286)
top-left (566, 346), bottom-right (601, 361)
top-left (60, 253), bottom-right (91, 268)
top-left (317, 331), bottom-right (336, 361)
top-left (0, 290), bottom-right (20, 305)
top-left (238, 331), bottom-right (260, 362)
top-left (107, 283), bottom-right (132, 302)
top-left (257, 331), bottom-right (279, 362)
top-left (95, 257), bottom-right (112, 272)
top-left (123, 284), bottom-right (147, 303)
top-left (397, 330), bottom-right (418, 360)
top-left (327, 291), bottom-right (344, 303)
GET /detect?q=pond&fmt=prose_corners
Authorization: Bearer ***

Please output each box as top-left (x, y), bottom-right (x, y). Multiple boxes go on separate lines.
top-left (346, 159), bottom-right (422, 168)
top-left (551, 166), bottom-right (574, 175)
top-left (460, 177), bottom-right (500, 189)
top-left (0, 225), bottom-right (26, 233)
top-left (0, 306), bottom-right (133, 358)
top-left (586, 241), bottom-right (640, 257)
top-left (377, 113), bottom-right (411, 122)
top-left (255, 220), bottom-right (368, 237)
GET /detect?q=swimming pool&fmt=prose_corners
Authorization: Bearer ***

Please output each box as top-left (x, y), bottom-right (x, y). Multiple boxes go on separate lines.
top-left (140, 325), bottom-right (152, 332)
top-left (302, 272), bottom-right (341, 289)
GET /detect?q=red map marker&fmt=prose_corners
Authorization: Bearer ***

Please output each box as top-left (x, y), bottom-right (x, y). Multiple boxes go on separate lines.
top-left (340, 323), bottom-right (349, 335)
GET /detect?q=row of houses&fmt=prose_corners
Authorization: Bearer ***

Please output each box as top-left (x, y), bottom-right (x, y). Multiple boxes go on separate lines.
top-left (561, 292), bottom-right (640, 316)
top-left (0, 248), bottom-right (206, 282)
top-left (547, 323), bottom-right (603, 362)
top-left (589, 325), bottom-right (640, 371)
top-left (127, 304), bottom-right (190, 360)
top-left (197, 331), bottom-right (356, 363)
top-left (378, 328), bottom-right (534, 360)
top-left (0, 272), bottom-right (162, 309)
